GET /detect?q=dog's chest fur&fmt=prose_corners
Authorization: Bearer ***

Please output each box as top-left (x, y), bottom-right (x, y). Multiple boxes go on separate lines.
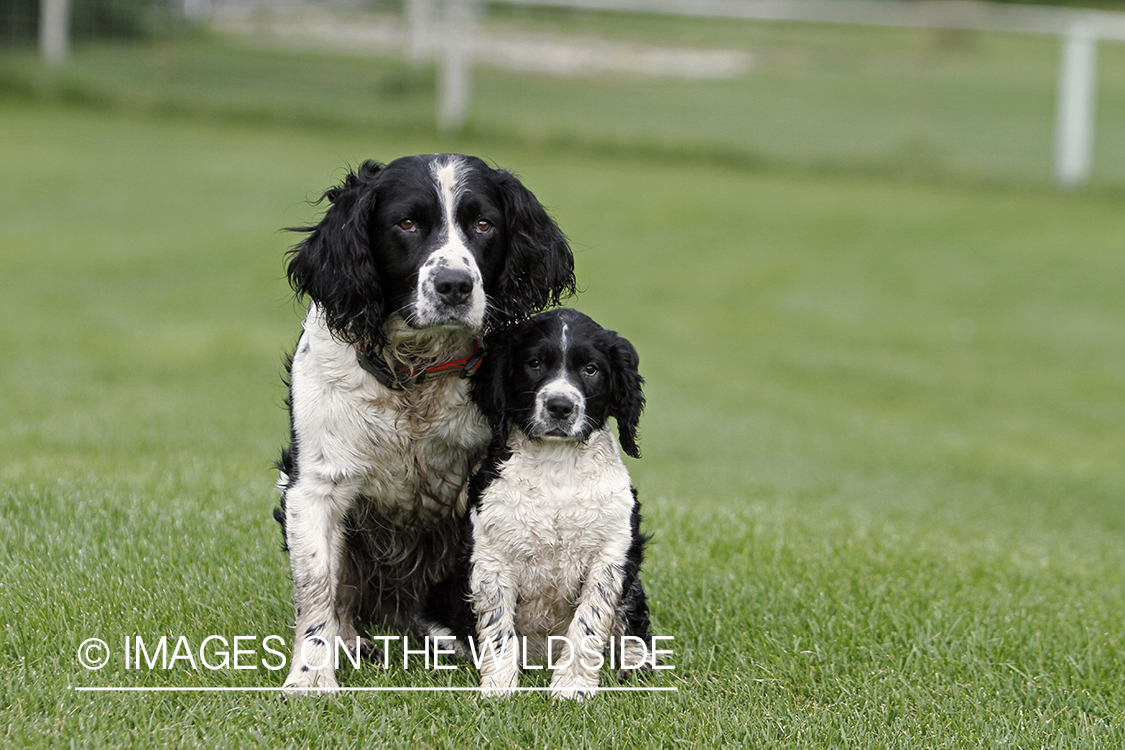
top-left (471, 429), bottom-right (634, 640)
top-left (289, 307), bottom-right (491, 520)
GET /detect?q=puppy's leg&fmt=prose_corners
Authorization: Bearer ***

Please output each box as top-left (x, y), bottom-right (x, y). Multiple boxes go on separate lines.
top-left (550, 561), bottom-right (624, 701)
top-left (470, 562), bottom-right (519, 697)
top-left (617, 497), bottom-right (653, 681)
top-left (615, 576), bottom-right (655, 682)
top-left (281, 477), bottom-right (357, 694)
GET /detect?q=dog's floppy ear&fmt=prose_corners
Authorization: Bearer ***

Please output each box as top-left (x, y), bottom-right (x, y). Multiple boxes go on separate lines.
top-left (287, 161), bottom-right (385, 345)
top-left (492, 170), bottom-right (576, 327)
top-left (471, 329), bottom-right (516, 447)
top-left (607, 332), bottom-right (645, 459)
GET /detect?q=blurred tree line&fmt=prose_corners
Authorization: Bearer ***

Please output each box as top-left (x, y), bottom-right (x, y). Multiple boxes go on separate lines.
top-left (1, 0), bottom-right (170, 44)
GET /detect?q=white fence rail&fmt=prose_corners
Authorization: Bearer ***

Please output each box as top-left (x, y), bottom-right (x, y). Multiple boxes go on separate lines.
top-left (432, 0), bottom-right (1125, 189)
top-left (36, 0), bottom-right (1125, 187)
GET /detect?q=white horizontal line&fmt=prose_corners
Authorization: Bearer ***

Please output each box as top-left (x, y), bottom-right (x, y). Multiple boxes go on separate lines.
top-left (73, 686), bottom-right (677, 693)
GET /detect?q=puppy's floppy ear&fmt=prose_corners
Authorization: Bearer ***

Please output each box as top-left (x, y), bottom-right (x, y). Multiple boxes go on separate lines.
top-left (607, 333), bottom-right (645, 459)
top-left (287, 160), bottom-right (385, 345)
top-left (471, 328), bottom-right (516, 447)
top-left (492, 170), bottom-right (576, 326)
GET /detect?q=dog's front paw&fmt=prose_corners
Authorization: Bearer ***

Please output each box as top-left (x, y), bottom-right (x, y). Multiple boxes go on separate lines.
top-left (340, 636), bottom-right (384, 665)
top-left (282, 665), bottom-right (339, 696)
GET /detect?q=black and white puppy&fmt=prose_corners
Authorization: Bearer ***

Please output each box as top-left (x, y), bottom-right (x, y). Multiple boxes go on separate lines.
top-left (276, 155), bottom-right (575, 692)
top-left (419, 308), bottom-right (652, 700)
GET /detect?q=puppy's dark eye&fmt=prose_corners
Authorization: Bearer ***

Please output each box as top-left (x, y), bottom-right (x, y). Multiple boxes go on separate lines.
top-left (476, 219), bottom-right (492, 233)
top-left (583, 363), bottom-right (599, 376)
top-left (527, 358), bottom-right (540, 371)
top-left (397, 219), bottom-right (417, 232)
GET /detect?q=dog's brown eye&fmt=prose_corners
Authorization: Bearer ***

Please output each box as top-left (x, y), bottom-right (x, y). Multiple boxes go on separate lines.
top-left (398, 219), bottom-right (416, 232)
top-left (584, 363), bottom-right (599, 376)
top-left (476, 219), bottom-right (492, 233)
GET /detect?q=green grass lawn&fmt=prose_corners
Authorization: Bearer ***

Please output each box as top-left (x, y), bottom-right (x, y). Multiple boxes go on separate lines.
top-left (2, 84), bottom-right (1124, 747)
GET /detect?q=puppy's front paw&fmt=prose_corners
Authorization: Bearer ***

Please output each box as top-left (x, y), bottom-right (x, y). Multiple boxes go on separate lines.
top-left (480, 686), bottom-right (517, 699)
top-left (550, 676), bottom-right (598, 702)
top-left (479, 671), bottom-right (519, 698)
top-left (616, 660), bottom-right (655, 683)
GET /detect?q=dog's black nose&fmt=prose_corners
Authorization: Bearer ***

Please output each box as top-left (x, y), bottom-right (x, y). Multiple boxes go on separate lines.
top-left (433, 269), bottom-right (474, 306)
top-left (545, 396), bottom-right (575, 420)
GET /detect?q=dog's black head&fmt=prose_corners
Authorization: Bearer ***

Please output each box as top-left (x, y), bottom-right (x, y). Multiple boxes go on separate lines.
top-left (474, 308), bottom-right (645, 458)
top-left (286, 155), bottom-right (576, 347)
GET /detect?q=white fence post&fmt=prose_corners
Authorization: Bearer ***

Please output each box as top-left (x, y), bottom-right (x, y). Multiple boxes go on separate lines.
top-left (1054, 22), bottom-right (1099, 189)
top-left (39, 0), bottom-right (70, 65)
top-left (407, 0), bottom-right (435, 63)
top-left (437, 0), bottom-right (473, 134)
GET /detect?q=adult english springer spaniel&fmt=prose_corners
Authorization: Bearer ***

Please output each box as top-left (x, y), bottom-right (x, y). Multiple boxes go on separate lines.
top-left (275, 154), bottom-right (576, 692)
top-left (417, 308), bottom-right (653, 700)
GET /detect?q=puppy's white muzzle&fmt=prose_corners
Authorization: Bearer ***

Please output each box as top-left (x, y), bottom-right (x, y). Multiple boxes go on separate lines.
top-left (530, 378), bottom-right (587, 439)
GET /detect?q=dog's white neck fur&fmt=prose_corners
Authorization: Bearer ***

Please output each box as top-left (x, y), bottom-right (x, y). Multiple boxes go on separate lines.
top-left (290, 305), bottom-right (489, 512)
top-left (382, 314), bottom-right (478, 370)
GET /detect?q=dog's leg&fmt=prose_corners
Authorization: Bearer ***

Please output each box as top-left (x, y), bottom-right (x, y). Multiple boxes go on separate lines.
top-left (549, 561), bottom-right (624, 701)
top-left (335, 553), bottom-right (361, 645)
top-left (334, 553), bottom-right (383, 664)
top-left (470, 563), bottom-right (519, 697)
top-left (281, 477), bottom-right (357, 694)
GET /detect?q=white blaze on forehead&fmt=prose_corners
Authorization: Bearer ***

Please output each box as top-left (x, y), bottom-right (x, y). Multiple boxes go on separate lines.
top-left (428, 157), bottom-right (474, 265)
top-left (531, 322), bottom-right (587, 437)
top-left (411, 157), bottom-right (487, 327)
top-left (432, 158), bottom-right (464, 239)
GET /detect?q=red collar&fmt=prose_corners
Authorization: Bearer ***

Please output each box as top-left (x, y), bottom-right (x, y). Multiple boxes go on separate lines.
top-left (355, 339), bottom-right (483, 391)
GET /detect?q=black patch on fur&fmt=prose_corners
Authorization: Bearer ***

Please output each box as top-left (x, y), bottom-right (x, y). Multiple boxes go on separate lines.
top-left (285, 161), bottom-right (388, 348)
top-left (488, 169), bottom-right (576, 328)
top-left (341, 501), bottom-right (466, 633)
top-left (413, 503), bottom-right (480, 642)
top-left (605, 333), bottom-right (645, 459)
top-left (619, 488), bottom-right (653, 648)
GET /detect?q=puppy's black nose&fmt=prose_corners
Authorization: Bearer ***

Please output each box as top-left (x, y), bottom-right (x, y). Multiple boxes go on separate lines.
top-left (545, 396), bottom-right (575, 420)
top-left (433, 269), bottom-right (474, 306)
